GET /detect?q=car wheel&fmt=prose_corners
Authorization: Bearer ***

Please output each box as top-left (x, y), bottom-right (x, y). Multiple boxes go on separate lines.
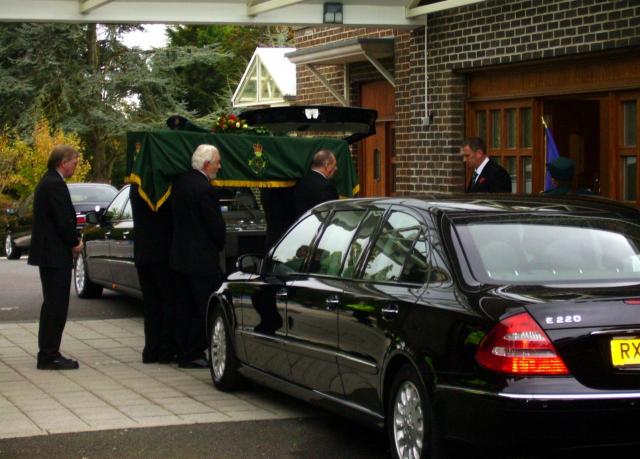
top-left (387, 364), bottom-right (439, 459)
top-left (5, 233), bottom-right (21, 260)
top-left (209, 307), bottom-right (239, 391)
top-left (74, 253), bottom-right (103, 298)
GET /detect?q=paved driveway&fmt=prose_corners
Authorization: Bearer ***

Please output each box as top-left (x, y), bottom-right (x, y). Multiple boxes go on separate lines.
top-left (0, 318), bottom-right (312, 439)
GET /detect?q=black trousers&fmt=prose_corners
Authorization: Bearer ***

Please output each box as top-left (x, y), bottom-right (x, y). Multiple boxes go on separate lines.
top-left (173, 272), bottom-right (221, 363)
top-left (37, 266), bottom-right (72, 362)
top-left (137, 263), bottom-right (176, 361)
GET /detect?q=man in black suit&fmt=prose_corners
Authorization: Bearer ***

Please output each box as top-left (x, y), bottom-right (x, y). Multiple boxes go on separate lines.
top-left (294, 149), bottom-right (339, 217)
top-left (461, 137), bottom-right (512, 193)
top-left (29, 145), bottom-right (83, 370)
top-left (130, 184), bottom-right (176, 364)
top-left (260, 187), bottom-right (296, 252)
top-left (170, 144), bottom-right (226, 368)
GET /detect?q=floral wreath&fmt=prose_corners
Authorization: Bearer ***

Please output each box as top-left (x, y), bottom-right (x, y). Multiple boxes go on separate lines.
top-left (211, 113), bottom-right (270, 136)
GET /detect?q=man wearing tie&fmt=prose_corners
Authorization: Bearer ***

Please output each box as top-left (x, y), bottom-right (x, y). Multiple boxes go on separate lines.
top-left (461, 137), bottom-right (511, 193)
top-left (29, 145), bottom-right (84, 370)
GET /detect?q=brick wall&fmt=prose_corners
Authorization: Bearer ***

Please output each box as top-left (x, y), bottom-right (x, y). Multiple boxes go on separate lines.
top-left (294, 0), bottom-right (640, 195)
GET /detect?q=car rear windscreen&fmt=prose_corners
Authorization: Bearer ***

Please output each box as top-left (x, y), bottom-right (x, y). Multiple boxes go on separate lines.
top-left (69, 186), bottom-right (117, 203)
top-left (454, 216), bottom-right (640, 284)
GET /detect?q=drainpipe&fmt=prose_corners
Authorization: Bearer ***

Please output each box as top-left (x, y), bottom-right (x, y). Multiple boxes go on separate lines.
top-left (422, 14), bottom-right (431, 127)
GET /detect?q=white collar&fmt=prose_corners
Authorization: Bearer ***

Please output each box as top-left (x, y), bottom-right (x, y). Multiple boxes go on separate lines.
top-left (475, 156), bottom-right (490, 176)
top-left (312, 168), bottom-right (328, 179)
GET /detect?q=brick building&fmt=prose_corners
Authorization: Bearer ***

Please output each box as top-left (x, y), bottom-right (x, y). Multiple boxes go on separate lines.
top-left (287, 0), bottom-right (640, 205)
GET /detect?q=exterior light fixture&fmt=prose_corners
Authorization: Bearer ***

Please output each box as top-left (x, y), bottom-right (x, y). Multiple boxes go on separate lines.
top-left (323, 3), bottom-right (343, 24)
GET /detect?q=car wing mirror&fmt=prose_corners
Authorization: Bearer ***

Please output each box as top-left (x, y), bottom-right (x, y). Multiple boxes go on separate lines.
top-left (85, 211), bottom-right (101, 225)
top-left (236, 254), bottom-right (263, 275)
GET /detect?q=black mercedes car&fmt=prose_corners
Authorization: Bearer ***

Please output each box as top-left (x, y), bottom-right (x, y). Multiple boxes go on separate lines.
top-left (74, 184), bottom-right (266, 299)
top-left (205, 194), bottom-right (640, 458)
top-left (4, 182), bottom-right (117, 259)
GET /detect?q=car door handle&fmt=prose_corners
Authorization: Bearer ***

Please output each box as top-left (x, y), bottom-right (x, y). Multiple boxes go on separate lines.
top-left (123, 231), bottom-right (130, 239)
top-left (381, 305), bottom-right (399, 320)
top-left (275, 289), bottom-right (287, 301)
top-left (104, 231), bottom-right (111, 239)
top-left (325, 295), bottom-right (340, 310)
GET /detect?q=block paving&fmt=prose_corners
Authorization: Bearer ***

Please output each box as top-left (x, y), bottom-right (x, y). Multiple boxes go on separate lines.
top-left (0, 318), bottom-right (312, 439)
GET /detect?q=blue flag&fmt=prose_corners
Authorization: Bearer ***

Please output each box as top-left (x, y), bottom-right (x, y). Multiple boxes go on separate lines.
top-left (544, 126), bottom-right (560, 191)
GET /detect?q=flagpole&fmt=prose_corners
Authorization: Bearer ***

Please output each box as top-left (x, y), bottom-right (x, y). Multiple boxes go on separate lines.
top-left (542, 116), bottom-right (547, 192)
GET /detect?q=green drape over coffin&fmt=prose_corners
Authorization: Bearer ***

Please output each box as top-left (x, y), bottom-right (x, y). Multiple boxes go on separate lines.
top-left (126, 130), bottom-right (359, 211)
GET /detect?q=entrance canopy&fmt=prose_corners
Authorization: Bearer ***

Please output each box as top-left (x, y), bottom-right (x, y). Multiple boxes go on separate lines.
top-left (0, 0), bottom-right (487, 27)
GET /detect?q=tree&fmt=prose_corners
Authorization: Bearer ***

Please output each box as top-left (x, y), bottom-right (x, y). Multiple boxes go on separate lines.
top-left (1, 117), bottom-right (90, 199)
top-left (0, 23), bottom-right (190, 182)
top-left (166, 25), bottom-right (292, 117)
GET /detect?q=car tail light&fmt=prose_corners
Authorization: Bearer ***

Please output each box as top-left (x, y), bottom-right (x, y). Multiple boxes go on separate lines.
top-left (76, 214), bottom-right (86, 225)
top-left (476, 312), bottom-right (569, 375)
top-left (624, 299), bottom-right (640, 305)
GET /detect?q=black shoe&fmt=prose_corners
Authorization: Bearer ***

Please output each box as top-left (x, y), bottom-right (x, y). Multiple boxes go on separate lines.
top-left (37, 356), bottom-right (79, 370)
top-left (178, 358), bottom-right (209, 369)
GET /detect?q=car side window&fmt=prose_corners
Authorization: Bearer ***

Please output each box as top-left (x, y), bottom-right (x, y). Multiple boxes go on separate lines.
top-left (362, 211), bottom-right (422, 282)
top-left (120, 199), bottom-right (133, 220)
top-left (428, 241), bottom-right (452, 286)
top-left (341, 210), bottom-right (383, 278)
top-left (19, 193), bottom-right (35, 216)
top-left (400, 231), bottom-right (430, 284)
top-left (309, 210), bottom-right (366, 276)
top-left (104, 187), bottom-right (129, 221)
top-left (269, 213), bottom-right (324, 275)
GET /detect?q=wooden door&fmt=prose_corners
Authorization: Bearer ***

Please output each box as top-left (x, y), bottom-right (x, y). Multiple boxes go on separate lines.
top-left (360, 80), bottom-right (395, 197)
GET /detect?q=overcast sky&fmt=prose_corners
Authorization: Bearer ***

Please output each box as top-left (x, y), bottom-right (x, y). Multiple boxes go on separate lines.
top-left (120, 24), bottom-right (168, 50)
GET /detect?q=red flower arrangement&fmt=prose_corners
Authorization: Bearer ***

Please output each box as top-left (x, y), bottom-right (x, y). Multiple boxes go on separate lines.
top-left (211, 113), bottom-right (248, 133)
top-left (211, 113), bottom-right (271, 136)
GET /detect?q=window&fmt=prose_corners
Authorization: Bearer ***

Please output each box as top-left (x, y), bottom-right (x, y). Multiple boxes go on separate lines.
top-left (476, 111), bottom-right (487, 140)
top-left (455, 217), bottom-right (640, 284)
top-left (505, 156), bottom-right (517, 193)
top-left (400, 231), bottom-right (430, 284)
top-left (469, 100), bottom-right (534, 193)
top-left (309, 210), bottom-right (365, 276)
top-left (620, 97), bottom-right (639, 204)
top-left (121, 199), bottom-right (133, 220)
top-left (491, 110), bottom-right (501, 148)
top-left (363, 212), bottom-right (422, 282)
top-left (506, 109), bottom-right (516, 148)
top-left (104, 187), bottom-right (129, 221)
top-left (623, 101), bottom-right (637, 147)
top-left (69, 185), bottom-right (116, 204)
top-left (521, 157), bottom-right (532, 194)
top-left (622, 156), bottom-right (637, 202)
top-left (520, 108), bottom-right (532, 148)
top-left (270, 213), bottom-right (324, 275)
top-left (341, 210), bottom-right (383, 278)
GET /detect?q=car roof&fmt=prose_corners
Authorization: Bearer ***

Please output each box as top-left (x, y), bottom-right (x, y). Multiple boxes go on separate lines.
top-left (312, 194), bottom-right (640, 220)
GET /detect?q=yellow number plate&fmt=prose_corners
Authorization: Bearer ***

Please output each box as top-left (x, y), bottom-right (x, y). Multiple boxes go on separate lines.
top-left (610, 338), bottom-right (640, 367)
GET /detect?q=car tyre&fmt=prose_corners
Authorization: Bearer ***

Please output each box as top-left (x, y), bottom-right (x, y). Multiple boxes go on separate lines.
top-left (209, 306), bottom-right (239, 391)
top-left (387, 364), bottom-right (440, 459)
top-left (5, 233), bottom-right (21, 260)
top-left (74, 253), bottom-right (103, 298)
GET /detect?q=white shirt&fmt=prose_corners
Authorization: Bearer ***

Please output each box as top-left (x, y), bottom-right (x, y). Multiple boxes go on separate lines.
top-left (474, 157), bottom-right (490, 181)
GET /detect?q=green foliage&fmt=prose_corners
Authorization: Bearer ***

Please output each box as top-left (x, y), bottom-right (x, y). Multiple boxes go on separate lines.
top-left (0, 118), bottom-right (90, 200)
top-left (0, 23), bottom-right (292, 186)
top-left (0, 23), bottom-right (190, 182)
top-left (166, 25), bottom-right (292, 117)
